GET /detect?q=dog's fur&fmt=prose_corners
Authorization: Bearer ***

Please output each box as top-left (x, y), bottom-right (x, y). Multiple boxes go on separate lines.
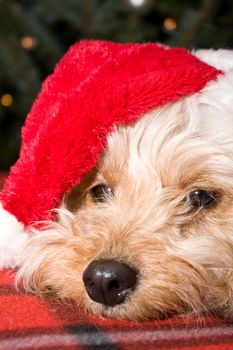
top-left (17, 49), bottom-right (233, 320)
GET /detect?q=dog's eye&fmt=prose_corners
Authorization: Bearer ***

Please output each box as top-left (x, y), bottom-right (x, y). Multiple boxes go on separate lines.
top-left (187, 189), bottom-right (217, 209)
top-left (90, 184), bottom-right (113, 202)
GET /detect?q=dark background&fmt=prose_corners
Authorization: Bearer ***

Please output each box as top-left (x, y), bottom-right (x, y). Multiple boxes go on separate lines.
top-left (0, 0), bottom-right (232, 170)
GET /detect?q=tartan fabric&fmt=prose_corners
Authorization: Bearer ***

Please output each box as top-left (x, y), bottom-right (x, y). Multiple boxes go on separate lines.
top-left (1, 269), bottom-right (233, 350)
top-left (1, 175), bottom-right (233, 350)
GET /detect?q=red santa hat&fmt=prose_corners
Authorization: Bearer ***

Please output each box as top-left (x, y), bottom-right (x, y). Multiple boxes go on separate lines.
top-left (0, 40), bottom-right (221, 264)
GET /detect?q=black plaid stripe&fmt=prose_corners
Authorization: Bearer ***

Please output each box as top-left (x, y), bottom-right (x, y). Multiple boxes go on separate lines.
top-left (1, 323), bottom-right (233, 350)
top-left (68, 324), bottom-right (121, 350)
top-left (0, 311), bottom-right (233, 350)
top-left (0, 326), bottom-right (121, 350)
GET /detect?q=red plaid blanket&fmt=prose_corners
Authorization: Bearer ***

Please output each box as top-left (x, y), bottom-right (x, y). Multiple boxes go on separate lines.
top-left (1, 173), bottom-right (233, 350)
top-left (1, 270), bottom-right (233, 350)
top-left (1, 269), bottom-right (233, 350)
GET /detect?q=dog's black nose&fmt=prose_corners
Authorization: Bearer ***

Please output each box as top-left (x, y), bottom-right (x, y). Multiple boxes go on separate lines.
top-left (83, 259), bottom-right (138, 306)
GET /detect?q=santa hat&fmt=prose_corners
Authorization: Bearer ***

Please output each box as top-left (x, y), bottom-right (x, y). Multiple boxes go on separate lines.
top-left (0, 40), bottom-right (221, 267)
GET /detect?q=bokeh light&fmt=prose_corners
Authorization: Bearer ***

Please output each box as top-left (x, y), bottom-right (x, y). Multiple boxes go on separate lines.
top-left (1, 94), bottom-right (13, 107)
top-left (20, 36), bottom-right (37, 49)
top-left (129, 0), bottom-right (145, 7)
top-left (163, 18), bottom-right (177, 31)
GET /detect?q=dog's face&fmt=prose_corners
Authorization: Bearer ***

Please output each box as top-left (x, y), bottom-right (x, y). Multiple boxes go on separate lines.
top-left (18, 83), bottom-right (233, 320)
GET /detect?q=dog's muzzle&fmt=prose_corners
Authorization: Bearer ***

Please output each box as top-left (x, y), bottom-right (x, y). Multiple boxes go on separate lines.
top-left (83, 259), bottom-right (138, 307)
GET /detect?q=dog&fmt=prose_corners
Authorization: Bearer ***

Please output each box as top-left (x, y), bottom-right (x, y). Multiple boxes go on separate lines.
top-left (13, 49), bottom-right (233, 321)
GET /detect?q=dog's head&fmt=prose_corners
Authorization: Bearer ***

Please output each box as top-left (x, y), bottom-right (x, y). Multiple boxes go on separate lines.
top-left (18, 52), bottom-right (233, 320)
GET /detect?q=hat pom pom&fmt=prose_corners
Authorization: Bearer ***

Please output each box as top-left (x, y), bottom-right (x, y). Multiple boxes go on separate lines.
top-left (0, 203), bottom-right (28, 268)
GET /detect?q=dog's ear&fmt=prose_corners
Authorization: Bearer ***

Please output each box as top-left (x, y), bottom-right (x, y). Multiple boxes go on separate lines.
top-left (64, 168), bottom-right (98, 212)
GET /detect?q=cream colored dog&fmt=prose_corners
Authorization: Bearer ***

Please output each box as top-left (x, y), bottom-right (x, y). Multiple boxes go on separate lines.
top-left (16, 49), bottom-right (233, 320)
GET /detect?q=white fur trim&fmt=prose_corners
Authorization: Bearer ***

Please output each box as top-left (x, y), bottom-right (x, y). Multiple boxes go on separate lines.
top-left (0, 202), bottom-right (28, 269)
top-left (195, 49), bottom-right (233, 72)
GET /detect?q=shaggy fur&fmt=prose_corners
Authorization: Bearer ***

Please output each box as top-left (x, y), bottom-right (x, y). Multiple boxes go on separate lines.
top-left (17, 49), bottom-right (233, 321)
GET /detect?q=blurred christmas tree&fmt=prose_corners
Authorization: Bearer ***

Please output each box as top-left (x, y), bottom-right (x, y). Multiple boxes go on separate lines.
top-left (0, 0), bottom-right (232, 169)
